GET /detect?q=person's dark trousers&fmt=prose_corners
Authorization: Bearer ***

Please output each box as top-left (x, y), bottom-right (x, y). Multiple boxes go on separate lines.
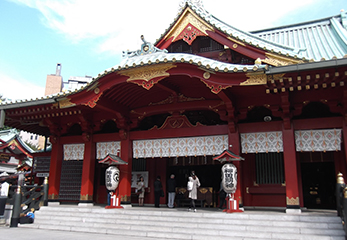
top-left (219, 191), bottom-right (226, 209)
top-left (219, 196), bottom-right (226, 209)
top-left (189, 198), bottom-right (196, 209)
top-left (154, 191), bottom-right (161, 207)
top-left (20, 216), bottom-right (33, 224)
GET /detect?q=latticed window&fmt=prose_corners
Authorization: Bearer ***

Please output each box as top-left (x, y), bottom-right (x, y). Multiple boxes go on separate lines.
top-left (132, 158), bottom-right (146, 171)
top-left (255, 152), bottom-right (285, 184)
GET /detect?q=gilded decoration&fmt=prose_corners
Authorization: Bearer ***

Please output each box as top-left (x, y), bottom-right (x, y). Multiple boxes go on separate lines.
top-left (200, 78), bottom-right (232, 94)
top-left (166, 9), bottom-right (213, 42)
top-left (148, 93), bottom-right (205, 106)
top-left (152, 115), bottom-right (203, 130)
top-left (177, 23), bottom-right (205, 45)
top-left (203, 72), bottom-right (210, 79)
top-left (121, 195), bottom-right (131, 202)
top-left (262, 53), bottom-right (304, 66)
top-left (86, 82), bottom-right (99, 92)
top-left (241, 72), bottom-right (267, 86)
top-left (84, 92), bottom-right (103, 108)
top-left (80, 194), bottom-right (93, 201)
top-left (48, 193), bottom-right (59, 200)
top-left (58, 98), bottom-right (76, 109)
top-left (286, 197), bottom-right (300, 206)
top-left (119, 64), bottom-right (176, 90)
top-left (227, 36), bottom-right (246, 47)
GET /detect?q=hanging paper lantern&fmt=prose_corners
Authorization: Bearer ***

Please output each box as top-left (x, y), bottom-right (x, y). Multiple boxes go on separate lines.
top-left (105, 166), bottom-right (120, 191)
top-left (221, 163), bottom-right (237, 194)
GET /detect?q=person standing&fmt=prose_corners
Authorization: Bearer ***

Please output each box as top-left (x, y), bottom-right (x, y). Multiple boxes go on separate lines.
top-left (219, 181), bottom-right (226, 209)
top-left (154, 176), bottom-right (163, 208)
top-left (137, 176), bottom-right (145, 206)
top-left (188, 171), bottom-right (200, 212)
top-left (167, 174), bottom-right (176, 208)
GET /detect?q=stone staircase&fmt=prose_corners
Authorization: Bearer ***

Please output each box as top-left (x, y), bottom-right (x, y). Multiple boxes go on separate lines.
top-left (19, 205), bottom-right (345, 240)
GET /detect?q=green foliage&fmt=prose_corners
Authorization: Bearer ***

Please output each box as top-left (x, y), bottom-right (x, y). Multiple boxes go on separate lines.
top-left (24, 141), bottom-right (40, 151)
top-left (0, 94), bottom-right (6, 104)
top-left (0, 126), bottom-right (11, 131)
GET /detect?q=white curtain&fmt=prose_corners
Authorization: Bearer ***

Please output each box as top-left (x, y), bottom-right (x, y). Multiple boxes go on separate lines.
top-left (295, 129), bottom-right (341, 152)
top-left (133, 135), bottom-right (228, 159)
top-left (96, 141), bottom-right (121, 159)
top-left (63, 144), bottom-right (85, 160)
top-left (240, 132), bottom-right (283, 154)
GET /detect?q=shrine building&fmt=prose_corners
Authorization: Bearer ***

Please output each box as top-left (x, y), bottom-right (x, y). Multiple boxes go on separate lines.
top-left (1, 1), bottom-right (347, 211)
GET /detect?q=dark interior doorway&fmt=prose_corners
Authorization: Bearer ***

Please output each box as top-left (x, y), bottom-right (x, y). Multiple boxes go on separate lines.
top-left (167, 164), bottom-right (222, 189)
top-left (301, 162), bottom-right (336, 209)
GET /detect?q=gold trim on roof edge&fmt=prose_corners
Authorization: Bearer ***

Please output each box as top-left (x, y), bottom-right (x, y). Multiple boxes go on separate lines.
top-left (241, 72), bottom-right (267, 85)
top-left (119, 63), bottom-right (176, 82)
top-left (165, 8), bottom-right (214, 42)
top-left (262, 53), bottom-right (304, 66)
top-left (58, 98), bottom-right (76, 109)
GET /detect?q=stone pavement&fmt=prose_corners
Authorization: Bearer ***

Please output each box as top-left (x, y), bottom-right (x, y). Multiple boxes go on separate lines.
top-left (0, 227), bottom-right (176, 240)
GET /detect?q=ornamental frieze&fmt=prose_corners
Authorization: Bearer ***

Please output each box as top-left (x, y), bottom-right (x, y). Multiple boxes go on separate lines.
top-left (119, 64), bottom-right (176, 90)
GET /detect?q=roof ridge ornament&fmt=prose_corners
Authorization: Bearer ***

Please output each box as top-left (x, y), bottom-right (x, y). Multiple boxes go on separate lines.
top-left (178, 0), bottom-right (206, 14)
top-left (341, 9), bottom-right (347, 29)
top-left (122, 35), bottom-right (168, 58)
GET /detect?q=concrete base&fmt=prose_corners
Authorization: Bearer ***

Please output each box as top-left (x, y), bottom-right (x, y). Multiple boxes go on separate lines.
top-left (4, 205), bottom-right (12, 226)
top-left (286, 208), bottom-right (302, 214)
top-left (0, 216), bottom-right (5, 225)
top-left (48, 202), bottom-right (60, 206)
top-left (122, 204), bottom-right (133, 209)
top-left (78, 203), bottom-right (94, 207)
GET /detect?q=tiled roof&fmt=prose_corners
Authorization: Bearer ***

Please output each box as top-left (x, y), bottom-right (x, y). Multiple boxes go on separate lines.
top-left (106, 52), bottom-right (266, 74)
top-left (251, 13), bottom-right (347, 61)
top-left (156, 1), bottom-right (304, 59)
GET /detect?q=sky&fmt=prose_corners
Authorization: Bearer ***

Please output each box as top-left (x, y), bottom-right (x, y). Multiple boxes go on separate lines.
top-left (0, 0), bottom-right (346, 101)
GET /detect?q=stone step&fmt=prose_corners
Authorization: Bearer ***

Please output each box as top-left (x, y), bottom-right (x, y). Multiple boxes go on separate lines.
top-left (19, 206), bottom-right (345, 240)
top-left (35, 206), bottom-right (342, 223)
top-left (33, 215), bottom-right (343, 233)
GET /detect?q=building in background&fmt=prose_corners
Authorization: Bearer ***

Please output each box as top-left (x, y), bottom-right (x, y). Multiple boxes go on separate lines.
top-left (63, 76), bottom-right (93, 92)
top-left (45, 63), bottom-right (63, 96)
top-left (0, 129), bottom-right (33, 178)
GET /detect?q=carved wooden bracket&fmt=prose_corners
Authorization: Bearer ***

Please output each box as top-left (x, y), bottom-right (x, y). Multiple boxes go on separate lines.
top-left (44, 118), bottom-right (60, 137)
top-left (82, 132), bottom-right (90, 142)
top-left (118, 129), bottom-right (127, 140)
top-left (153, 114), bottom-right (201, 130)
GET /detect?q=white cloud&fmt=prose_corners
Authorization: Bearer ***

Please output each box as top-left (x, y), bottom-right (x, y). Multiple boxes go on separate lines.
top-left (10, 0), bottom-right (316, 55)
top-left (0, 72), bottom-right (45, 101)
